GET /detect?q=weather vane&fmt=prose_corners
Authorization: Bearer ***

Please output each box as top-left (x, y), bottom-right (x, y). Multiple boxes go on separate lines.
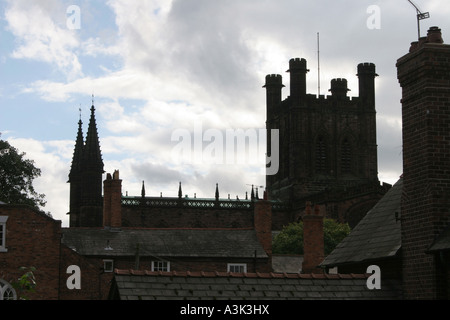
top-left (407, 0), bottom-right (430, 39)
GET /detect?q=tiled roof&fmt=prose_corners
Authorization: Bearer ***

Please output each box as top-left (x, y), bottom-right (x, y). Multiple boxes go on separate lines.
top-left (62, 228), bottom-right (268, 258)
top-left (110, 269), bottom-right (402, 300)
top-left (321, 178), bottom-right (402, 267)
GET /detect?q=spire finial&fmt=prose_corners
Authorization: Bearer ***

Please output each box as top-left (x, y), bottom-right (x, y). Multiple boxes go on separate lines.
top-left (215, 183), bottom-right (219, 201)
top-left (178, 182), bottom-right (182, 199)
top-left (141, 180), bottom-right (146, 198)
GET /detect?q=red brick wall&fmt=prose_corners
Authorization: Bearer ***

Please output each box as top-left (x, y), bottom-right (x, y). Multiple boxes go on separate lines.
top-left (0, 205), bottom-right (61, 300)
top-left (397, 27), bottom-right (450, 299)
top-left (59, 245), bottom-right (104, 300)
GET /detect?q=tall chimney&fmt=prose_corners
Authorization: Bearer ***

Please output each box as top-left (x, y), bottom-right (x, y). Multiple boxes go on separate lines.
top-left (302, 202), bottom-right (324, 274)
top-left (103, 170), bottom-right (122, 229)
top-left (397, 26), bottom-right (450, 299)
top-left (254, 193), bottom-right (272, 272)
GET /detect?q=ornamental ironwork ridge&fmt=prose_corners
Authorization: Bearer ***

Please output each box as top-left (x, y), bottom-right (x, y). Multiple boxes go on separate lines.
top-left (121, 196), bottom-right (289, 211)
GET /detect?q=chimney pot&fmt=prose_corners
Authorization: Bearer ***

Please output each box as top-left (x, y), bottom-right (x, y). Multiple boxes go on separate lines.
top-left (427, 26), bottom-right (444, 44)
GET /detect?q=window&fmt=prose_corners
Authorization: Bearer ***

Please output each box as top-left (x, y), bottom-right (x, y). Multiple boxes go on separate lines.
top-left (341, 138), bottom-right (352, 173)
top-left (151, 260), bottom-right (170, 272)
top-left (315, 136), bottom-right (327, 174)
top-left (0, 279), bottom-right (17, 300)
top-left (103, 259), bottom-right (114, 273)
top-left (227, 263), bottom-right (247, 273)
top-left (0, 216), bottom-right (8, 252)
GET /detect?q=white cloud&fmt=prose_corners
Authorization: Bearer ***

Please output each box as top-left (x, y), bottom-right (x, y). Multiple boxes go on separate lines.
top-left (5, 0), bottom-right (83, 79)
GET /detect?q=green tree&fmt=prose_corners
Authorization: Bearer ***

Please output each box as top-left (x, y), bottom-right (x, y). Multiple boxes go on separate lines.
top-left (11, 266), bottom-right (37, 300)
top-left (273, 219), bottom-right (350, 255)
top-left (0, 137), bottom-right (46, 210)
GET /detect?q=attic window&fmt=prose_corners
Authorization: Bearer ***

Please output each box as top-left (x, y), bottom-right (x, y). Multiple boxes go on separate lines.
top-left (103, 259), bottom-right (114, 273)
top-left (227, 263), bottom-right (247, 273)
top-left (151, 261), bottom-right (170, 272)
top-left (0, 216), bottom-right (8, 252)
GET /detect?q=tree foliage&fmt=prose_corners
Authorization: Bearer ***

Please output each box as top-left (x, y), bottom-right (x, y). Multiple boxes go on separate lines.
top-left (0, 138), bottom-right (46, 209)
top-left (11, 266), bottom-right (37, 300)
top-left (273, 219), bottom-right (351, 255)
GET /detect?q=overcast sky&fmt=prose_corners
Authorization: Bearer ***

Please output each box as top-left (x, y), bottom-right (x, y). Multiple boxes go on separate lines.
top-left (1, 0), bottom-right (449, 227)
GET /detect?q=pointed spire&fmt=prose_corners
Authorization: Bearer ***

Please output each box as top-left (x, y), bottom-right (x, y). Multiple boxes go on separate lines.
top-left (141, 181), bottom-right (146, 198)
top-left (215, 183), bottom-right (219, 201)
top-left (69, 117), bottom-right (84, 180)
top-left (178, 182), bottom-right (182, 199)
top-left (83, 101), bottom-right (104, 172)
top-left (251, 185), bottom-right (255, 200)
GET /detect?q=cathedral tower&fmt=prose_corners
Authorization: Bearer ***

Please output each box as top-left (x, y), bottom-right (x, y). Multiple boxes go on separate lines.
top-left (265, 58), bottom-right (386, 227)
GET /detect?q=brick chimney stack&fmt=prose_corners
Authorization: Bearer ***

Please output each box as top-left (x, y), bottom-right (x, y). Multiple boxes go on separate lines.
top-left (302, 202), bottom-right (325, 274)
top-left (397, 26), bottom-right (450, 299)
top-left (254, 192), bottom-right (272, 272)
top-left (103, 170), bottom-right (122, 229)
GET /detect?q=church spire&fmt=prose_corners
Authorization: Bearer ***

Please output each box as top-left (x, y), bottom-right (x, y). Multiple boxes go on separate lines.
top-left (83, 100), bottom-right (104, 172)
top-left (69, 118), bottom-right (84, 181)
top-left (68, 97), bottom-right (105, 227)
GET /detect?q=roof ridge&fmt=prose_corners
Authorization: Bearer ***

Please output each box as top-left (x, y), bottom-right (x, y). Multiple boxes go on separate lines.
top-left (114, 269), bottom-right (369, 279)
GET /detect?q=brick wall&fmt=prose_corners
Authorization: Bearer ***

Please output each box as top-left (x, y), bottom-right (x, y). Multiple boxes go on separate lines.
top-left (397, 26), bottom-right (450, 299)
top-left (59, 245), bottom-right (104, 300)
top-left (122, 206), bottom-right (254, 228)
top-left (0, 205), bottom-right (61, 300)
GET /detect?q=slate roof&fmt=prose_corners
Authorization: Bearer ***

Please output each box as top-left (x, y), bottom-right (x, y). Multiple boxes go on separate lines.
top-left (321, 178), bottom-right (402, 267)
top-left (109, 269), bottom-right (403, 300)
top-left (428, 223), bottom-right (450, 252)
top-left (62, 228), bottom-right (268, 258)
top-left (272, 255), bottom-right (303, 273)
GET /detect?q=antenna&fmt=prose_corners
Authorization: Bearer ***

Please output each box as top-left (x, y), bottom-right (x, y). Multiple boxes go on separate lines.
top-left (407, 0), bottom-right (430, 39)
top-left (317, 32), bottom-right (321, 97)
